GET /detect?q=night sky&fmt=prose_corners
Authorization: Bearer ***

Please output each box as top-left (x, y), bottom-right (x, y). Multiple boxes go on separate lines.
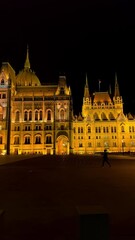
top-left (0, 0), bottom-right (135, 115)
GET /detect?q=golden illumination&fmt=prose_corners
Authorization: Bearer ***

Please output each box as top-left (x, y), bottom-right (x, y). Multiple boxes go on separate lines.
top-left (0, 50), bottom-right (135, 155)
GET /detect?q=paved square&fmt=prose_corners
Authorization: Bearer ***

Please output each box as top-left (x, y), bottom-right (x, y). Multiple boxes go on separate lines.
top-left (0, 154), bottom-right (135, 240)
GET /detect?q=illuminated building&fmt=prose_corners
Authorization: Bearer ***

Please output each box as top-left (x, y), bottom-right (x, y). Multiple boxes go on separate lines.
top-left (0, 48), bottom-right (135, 155)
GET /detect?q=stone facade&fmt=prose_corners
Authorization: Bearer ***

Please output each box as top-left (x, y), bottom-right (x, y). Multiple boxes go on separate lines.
top-left (0, 48), bottom-right (135, 155)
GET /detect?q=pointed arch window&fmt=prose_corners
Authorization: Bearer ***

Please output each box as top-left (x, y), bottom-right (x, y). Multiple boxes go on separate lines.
top-left (29, 111), bottom-right (32, 121)
top-left (1, 79), bottom-right (4, 85)
top-left (121, 126), bottom-right (125, 132)
top-left (88, 126), bottom-right (91, 133)
top-left (39, 110), bottom-right (42, 120)
top-left (35, 111), bottom-right (38, 121)
top-left (60, 109), bottom-right (64, 120)
top-left (24, 111), bottom-right (28, 121)
top-left (15, 111), bottom-right (20, 122)
top-left (47, 110), bottom-right (51, 121)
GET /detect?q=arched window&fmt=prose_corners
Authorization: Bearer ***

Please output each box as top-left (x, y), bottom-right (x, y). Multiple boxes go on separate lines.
top-left (15, 111), bottom-right (20, 121)
top-left (0, 136), bottom-right (2, 144)
top-left (24, 111), bottom-right (28, 121)
top-left (39, 110), bottom-right (42, 120)
top-left (46, 135), bottom-right (52, 144)
top-left (1, 79), bottom-right (4, 85)
top-left (35, 136), bottom-right (41, 144)
top-left (29, 111), bottom-right (32, 121)
top-left (24, 136), bottom-right (30, 144)
top-left (88, 126), bottom-right (91, 133)
top-left (35, 111), bottom-right (38, 121)
top-left (14, 136), bottom-right (20, 144)
top-left (121, 126), bottom-right (125, 132)
top-left (60, 109), bottom-right (64, 120)
top-left (47, 110), bottom-right (51, 121)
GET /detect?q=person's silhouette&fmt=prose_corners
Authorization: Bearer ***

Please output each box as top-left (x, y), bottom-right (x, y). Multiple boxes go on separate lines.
top-left (102, 149), bottom-right (111, 167)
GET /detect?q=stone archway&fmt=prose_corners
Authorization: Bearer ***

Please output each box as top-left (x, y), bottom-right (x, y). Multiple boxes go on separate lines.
top-left (56, 135), bottom-right (69, 155)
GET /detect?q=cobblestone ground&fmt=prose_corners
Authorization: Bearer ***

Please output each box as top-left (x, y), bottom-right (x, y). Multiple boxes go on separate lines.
top-left (0, 154), bottom-right (135, 240)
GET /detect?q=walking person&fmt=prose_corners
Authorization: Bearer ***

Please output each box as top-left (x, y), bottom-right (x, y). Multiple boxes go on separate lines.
top-left (102, 149), bottom-right (111, 167)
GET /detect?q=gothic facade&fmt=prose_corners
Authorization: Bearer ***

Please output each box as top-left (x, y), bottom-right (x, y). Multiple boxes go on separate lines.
top-left (0, 48), bottom-right (135, 155)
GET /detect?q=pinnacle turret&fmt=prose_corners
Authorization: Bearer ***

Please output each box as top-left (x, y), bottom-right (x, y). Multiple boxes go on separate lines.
top-left (24, 45), bottom-right (30, 70)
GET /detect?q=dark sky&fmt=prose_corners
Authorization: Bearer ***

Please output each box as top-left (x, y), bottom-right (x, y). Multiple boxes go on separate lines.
top-left (0, 0), bottom-right (135, 115)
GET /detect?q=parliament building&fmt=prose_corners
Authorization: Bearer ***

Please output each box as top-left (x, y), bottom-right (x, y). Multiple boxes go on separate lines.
top-left (0, 48), bottom-right (135, 155)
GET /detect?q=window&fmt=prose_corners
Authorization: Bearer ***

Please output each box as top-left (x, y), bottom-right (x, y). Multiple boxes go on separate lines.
top-left (45, 125), bottom-right (52, 130)
top-left (61, 125), bottom-right (64, 130)
top-left (0, 136), bottom-right (2, 144)
top-left (121, 126), bottom-right (125, 132)
top-left (88, 142), bottom-right (92, 147)
top-left (88, 126), bottom-right (91, 133)
top-left (24, 136), bottom-right (30, 144)
top-left (35, 111), bottom-right (38, 121)
top-left (2, 94), bottom-right (6, 99)
top-left (15, 111), bottom-right (20, 121)
top-left (60, 109), bottom-right (64, 120)
top-left (60, 87), bottom-right (64, 94)
top-left (47, 110), bottom-right (51, 121)
top-left (29, 111), bottom-right (32, 121)
top-left (39, 111), bottom-right (42, 120)
top-left (24, 111), bottom-right (28, 121)
top-left (35, 136), bottom-right (41, 144)
top-left (46, 136), bottom-right (52, 144)
top-left (1, 79), bottom-right (4, 85)
top-left (79, 143), bottom-right (83, 147)
top-left (14, 136), bottom-right (19, 144)
top-left (35, 125), bottom-right (41, 130)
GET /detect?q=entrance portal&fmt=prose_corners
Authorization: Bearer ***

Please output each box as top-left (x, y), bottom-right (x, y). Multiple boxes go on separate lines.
top-left (56, 136), bottom-right (69, 155)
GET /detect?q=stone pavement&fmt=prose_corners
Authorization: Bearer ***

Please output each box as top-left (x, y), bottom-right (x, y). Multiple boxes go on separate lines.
top-left (0, 154), bottom-right (135, 240)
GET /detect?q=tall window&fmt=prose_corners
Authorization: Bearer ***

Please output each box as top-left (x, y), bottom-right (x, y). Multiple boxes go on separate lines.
top-left (14, 136), bottom-right (19, 144)
top-left (46, 135), bottom-right (52, 144)
top-left (121, 126), bottom-right (125, 132)
top-left (29, 111), bottom-right (32, 121)
top-left (88, 126), bottom-right (91, 133)
top-left (15, 111), bottom-right (20, 121)
top-left (35, 136), bottom-right (41, 144)
top-left (35, 111), bottom-right (38, 121)
top-left (39, 111), bottom-right (42, 120)
top-left (1, 79), bottom-right (4, 85)
top-left (24, 136), bottom-right (30, 144)
top-left (60, 109), bottom-right (64, 120)
top-left (47, 110), bottom-right (51, 121)
top-left (24, 111), bottom-right (28, 121)
top-left (0, 136), bottom-right (2, 144)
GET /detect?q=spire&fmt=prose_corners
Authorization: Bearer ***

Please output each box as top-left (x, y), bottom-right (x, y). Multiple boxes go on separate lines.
top-left (114, 73), bottom-right (120, 97)
top-left (24, 45), bottom-right (30, 70)
top-left (84, 74), bottom-right (90, 98)
top-left (109, 84), bottom-right (112, 95)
